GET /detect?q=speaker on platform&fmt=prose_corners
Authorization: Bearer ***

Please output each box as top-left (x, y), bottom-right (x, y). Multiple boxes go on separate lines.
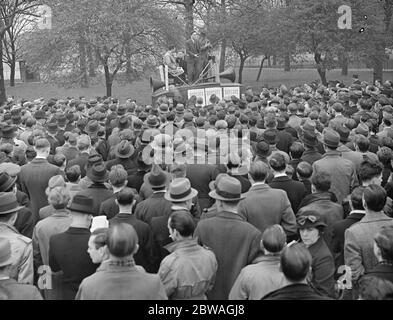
top-left (150, 77), bottom-right (166, 93)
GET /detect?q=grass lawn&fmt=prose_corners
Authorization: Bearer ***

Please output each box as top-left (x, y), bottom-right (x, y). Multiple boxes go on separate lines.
top-left (5, 67), bottom-right (393, 105)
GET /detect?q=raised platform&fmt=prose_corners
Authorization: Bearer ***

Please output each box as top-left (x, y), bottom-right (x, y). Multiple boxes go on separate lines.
top-left (151, 82), bottom-right (243, 105)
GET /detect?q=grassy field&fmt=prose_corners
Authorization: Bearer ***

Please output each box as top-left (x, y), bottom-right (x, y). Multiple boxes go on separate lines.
top-left (5, 67), bottom-right (393, 105)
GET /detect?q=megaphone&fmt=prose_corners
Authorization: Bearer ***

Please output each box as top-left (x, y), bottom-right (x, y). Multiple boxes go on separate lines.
top-left (206, 67), bottom-right (236, 83)
top-left (150, 77), bottom-right (166, 93)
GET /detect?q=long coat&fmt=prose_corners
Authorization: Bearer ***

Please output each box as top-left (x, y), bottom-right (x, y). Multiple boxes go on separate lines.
top-left (237, 183), bottom-right (297, 238)
top-left (49, 227), bottom-right (98, 300)
top-left (18, 158), bottom-right (62, 223)
top-left (194, 211), bottom-right (262, 300)
top-left (313, 150), bottom-right (359, 205)
top-left (135, 191), bottom-right (173, 225)
top-left (307, 237), bottom-right (336, 298)
top-left (269, 175), bottom-right (307, 214)
top-left (186, 164), bottom-right (219, 211)
top-left (77, 183), bottom-right (113, 216)
top-left (344, 212), bottom-right (393, 282)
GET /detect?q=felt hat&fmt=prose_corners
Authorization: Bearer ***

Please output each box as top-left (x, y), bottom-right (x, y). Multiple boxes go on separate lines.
top-left (0, 172), bottom-right (17, 192)
top-left (115, 140), bottom-right (135, 159)
top-left (67, 194), bottom-right (94, 215)
top-left (0, 192), bottom-right (24, 215)
top-left (164, 178), bottom-right (198, 202)
top-left (87, 163), bottom-right (109, 183)
top-left (322, 129), bottom-right (340, 148)
top-left (297, 213), bottom-right (327, 230)
top-left (208, 174), bottom-right (245, 201)
top-left (145, 164), bottom-right (168, 188)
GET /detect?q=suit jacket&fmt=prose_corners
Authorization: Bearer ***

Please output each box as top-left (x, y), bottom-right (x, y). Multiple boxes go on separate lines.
top-left (313, 151), bottom-right (359, 205)
top-left (57, 146), bottom-right (80, 162)
top-left (135, 192), bottom-right (173, 225)
top-left (77, 183), bottom-right (113, 216)
top-left (75, 260), bottom-right (167, 300)
top-left (237, 183), bottom-right (297, 238)
top-left (262, 283), bottom-right (332, 300)
top-left (276, 129), bottom-right (295, 154)
top-left (301, 148), bottom-right (322, 165)
top-left (329, 210), bottom-right (365, 269)
top-left (110, 213), bottom-right (156, 273)
top-left (194, 211), bottom-right (262, 300)
top-left (14, 208), bottom-right (35, 239)
top-left (18, 158), bottom-right (63, 223)
top-left (99, 193), bottom-right (119, 219)
top-left (186, 164), bottom-right (219, 211)
top-left (185, 39), bottom-right (199, 61)
top-left (49, 227), bottom-right (98, 300)
top-left (365, 262), bottom-right (393, 283)
top-left (307, 237), bottom-right (336, 298)
top-left (344, 212), bottom-right (393, 282)
top-left (269, 175), bottom-right (307, 214)
top-left (66, 152), bottom-right (90, 178)
top-left (106, 157), bottom-right (137, 174)
top-left (0, 279), bottom-right (42, 300)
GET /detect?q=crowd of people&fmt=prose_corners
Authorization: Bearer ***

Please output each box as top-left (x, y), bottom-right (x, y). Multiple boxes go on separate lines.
top-left (1, 77), bottom-right (393, 300)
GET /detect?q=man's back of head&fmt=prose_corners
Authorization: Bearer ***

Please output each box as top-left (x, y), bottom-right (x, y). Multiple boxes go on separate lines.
top-left (107, 223), bottom-right (138, 259)
top-left (280, 243), bottom-right (311, 283)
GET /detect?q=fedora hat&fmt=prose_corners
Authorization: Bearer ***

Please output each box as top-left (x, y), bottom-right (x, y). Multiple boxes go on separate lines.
top-left (336, 125), bottom-right (350, 143)
top-left (46, 122), bottom-right (58, 134)
top-left (0, 192), bottom-right (24, 215)
top-left (146, 115), bottom-right (159, 128)
top-left (115, 140), bottom-right (135, 159)
top-left (0, 237), bottom-right (13, 267)
top-left (300, 130), bottom-right (318, 147)
top-left (87, 163), bottom-right (109, 183)
top-left (0, 172), bottom-right (17, 192)
top-left (209, 174), bottom-right (245, 202)
top-left (255, 140), bottom-right (271, 157)
top-left (262, 130), bottom-right (278, 145)
top-left (164, 178), bottom-right (198, 202)
top-left (151, 134), bottom-right (172, 152)
top-left (1, 125), bottom-right (16, 139)
top-left (145, 164), bottom-right (168, 189)
top-left (118, 116), bottom-right (131, 130)
top-left (86, 120), bottom-right (100, 135)
top-left (67, 194), bottom-right (94, 215)
top-left (322, 129), bottom-right (340, 148)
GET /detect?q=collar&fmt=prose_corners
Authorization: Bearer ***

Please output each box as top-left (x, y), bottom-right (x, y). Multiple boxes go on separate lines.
top-left (217, 210), bottom-right (246, 221)
top-left (171, 205), bottom-right (188, 211)
top-left (252, 182), bottom-right (266, 187)
top-left (362, 211), bottom-right (391, 222)
top-left (322, 150), bottom-right (342, 157)
top-left (164, 238), bottom-right (199, 253)
top-left (66, 227), bottom-right (91, 234)
top-left (97, 258), bottom-right (137, 272)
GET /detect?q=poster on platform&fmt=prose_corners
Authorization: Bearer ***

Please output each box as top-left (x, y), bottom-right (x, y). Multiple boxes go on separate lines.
top-left (187, 88), bottom-right (206, 105)
top-left (223, 87), bottom-right (240, 99)
top-left (205, 87), bottom-right (223, 104)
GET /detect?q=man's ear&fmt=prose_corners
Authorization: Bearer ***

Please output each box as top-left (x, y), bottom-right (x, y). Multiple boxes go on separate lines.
top-left (133, 244), bottom-right (139, 255)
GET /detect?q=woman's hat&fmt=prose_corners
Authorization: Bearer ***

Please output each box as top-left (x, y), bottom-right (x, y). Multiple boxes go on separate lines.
top-left (209, 174), bottom-right (245, 201)
top-left (0, 192), bottom-right (24, 215)
top-left (87, 163), bottom-right (109, 183)
top-left (297, 214), bottom-right (327, 229)
top-left (67, 194), bottom-right (94, 215)
top-left (0, 238), bottom-right (13, 267)
top-left (164, 178), bottom-right (198, 202)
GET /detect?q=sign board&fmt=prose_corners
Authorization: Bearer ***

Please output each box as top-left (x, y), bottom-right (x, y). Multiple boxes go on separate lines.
top-left (223, 87), bottom-right (240, 99)
top-left (205, 87), bottom-right (223, 104)
top-left (187, 88), bottom-right (206, 105)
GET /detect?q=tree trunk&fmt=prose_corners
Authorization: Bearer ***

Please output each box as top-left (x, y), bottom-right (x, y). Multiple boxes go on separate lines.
top-left (315, 52), bottom-right (327, 86)
top-left (10, 60), bottom-right (15, 87)
top-left (78, 38), bottom-right (88, 88)
top-left (273, 55), bottom-right (277, 66)
top-left (284, 52), bottom-right (290, 71)
top-left (256, 56), bottom-right (267, 82)
top-left (341, 52), bottom-right (349, 76)
top-left (104, 65), bottom-right (112, 97)
top-left (373, 42), bottom-right (385, 83)
top-left (184, 0), bottom-right (194, 38)
top-left (268, 56), bottom-right (272, 67)
top-left (238, 56), bottom-right (246, 84)
top-left (219, 38), bottom-right (226, 72)
top-left (0, 33), bottom-right (7, 105)
top-left (87, 44), bottom-right (96, 77)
